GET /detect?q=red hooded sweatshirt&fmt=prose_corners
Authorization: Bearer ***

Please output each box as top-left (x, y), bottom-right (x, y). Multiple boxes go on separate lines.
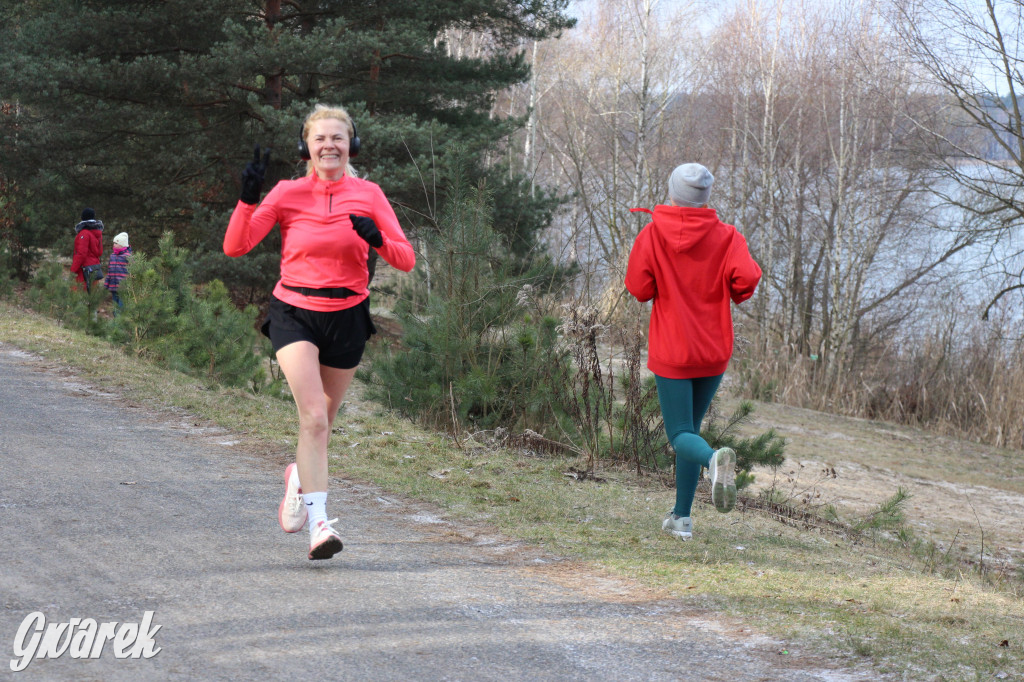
top-left (625, 205), bottom-right (761, 379)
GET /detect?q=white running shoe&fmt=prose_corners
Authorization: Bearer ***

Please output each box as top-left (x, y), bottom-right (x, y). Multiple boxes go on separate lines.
top-left (278, 463), bottom-right (306, 533)
top-left (308, 518), bottom-right (343, 560)
top-left (662, 513), bottom-right (693, 540)
top-left (709, 447), bottom-right (737, 513)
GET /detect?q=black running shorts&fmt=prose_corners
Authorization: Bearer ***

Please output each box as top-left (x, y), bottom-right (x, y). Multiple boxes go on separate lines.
top-left (261, 295), bottom-right (377, 369)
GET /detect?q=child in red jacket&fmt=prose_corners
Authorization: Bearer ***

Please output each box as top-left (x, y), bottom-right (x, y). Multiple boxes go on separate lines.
top-left (625, 163), bottom-right (761, 540)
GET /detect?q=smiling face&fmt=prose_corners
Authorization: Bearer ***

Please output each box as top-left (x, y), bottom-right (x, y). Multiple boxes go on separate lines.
top-left (306, 118), bottom-right (351, 181)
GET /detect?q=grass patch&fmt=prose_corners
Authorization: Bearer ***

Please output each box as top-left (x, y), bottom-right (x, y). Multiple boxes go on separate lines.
top-left (1, 300), bottom-right (1021, 679)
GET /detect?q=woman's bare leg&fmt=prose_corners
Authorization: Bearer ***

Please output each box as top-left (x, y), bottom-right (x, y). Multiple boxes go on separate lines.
top-left (274, 341), bottom-right (356, 494)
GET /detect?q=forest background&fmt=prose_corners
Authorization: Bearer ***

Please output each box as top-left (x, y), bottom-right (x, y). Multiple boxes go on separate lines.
top-left (1, 0), bottom-right (1023, 458)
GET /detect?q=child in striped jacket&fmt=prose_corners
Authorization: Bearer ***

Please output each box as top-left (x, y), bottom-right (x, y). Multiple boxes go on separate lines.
top-left (104, 232), bottom-right (131, 311)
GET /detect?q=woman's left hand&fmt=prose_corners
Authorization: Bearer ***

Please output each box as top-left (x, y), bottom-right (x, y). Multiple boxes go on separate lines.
top-left (350, 214), bottom-right (383, 248)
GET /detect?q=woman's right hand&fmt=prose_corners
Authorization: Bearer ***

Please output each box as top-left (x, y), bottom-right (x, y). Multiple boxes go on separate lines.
top-left (240, 144), bottom-right (271, 205)
top-left (350, 214), bottom-right (384, 248)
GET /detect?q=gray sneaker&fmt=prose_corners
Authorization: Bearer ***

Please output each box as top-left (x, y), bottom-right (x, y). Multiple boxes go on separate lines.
top-left (662, 513), bottom-right (693, 540)
top-left (708, 447), bottom-right (737, 513)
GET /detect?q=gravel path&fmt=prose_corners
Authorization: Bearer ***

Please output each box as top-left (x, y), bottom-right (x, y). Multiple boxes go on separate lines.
top-left (0, 345), bottom-right (873, 680)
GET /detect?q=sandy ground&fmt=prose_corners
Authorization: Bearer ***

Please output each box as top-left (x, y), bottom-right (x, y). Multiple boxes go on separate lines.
top-left (740, 400), bottom-right (1024, 571)
top-left (359, 327), bottom-right (1024, 573)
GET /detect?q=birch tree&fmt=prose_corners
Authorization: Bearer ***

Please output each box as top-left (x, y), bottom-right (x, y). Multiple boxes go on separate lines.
top-left (703, 0), bottom-right (976, 392)
top-left (531, 0), bottom-right (700, 308)
top-left (889, 0), bottom-right (1024, 317)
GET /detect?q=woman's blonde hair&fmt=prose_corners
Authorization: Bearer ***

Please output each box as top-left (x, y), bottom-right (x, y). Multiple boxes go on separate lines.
top-left (302, 104), bottom-right (358, 178)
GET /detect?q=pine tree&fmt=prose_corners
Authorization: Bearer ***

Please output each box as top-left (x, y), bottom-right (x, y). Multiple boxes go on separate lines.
top-left (0, 0), bottom-right (574, 289)
top-left (108, 232), bottom-right (265, 388)
top-left (701, 400), bottom-right (786, 490)
top-left (365, 157), bottom-right (565, 431)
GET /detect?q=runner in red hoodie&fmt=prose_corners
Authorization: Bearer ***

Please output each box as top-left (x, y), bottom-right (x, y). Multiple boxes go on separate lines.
top-left (224, 104), bottom-right (415, 560)
top-left (625, 163), bottom-right (761, 541)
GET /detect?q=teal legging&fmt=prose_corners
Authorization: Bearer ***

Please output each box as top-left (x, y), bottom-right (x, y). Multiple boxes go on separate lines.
top-left (655, 373), bottom-right (724, 517)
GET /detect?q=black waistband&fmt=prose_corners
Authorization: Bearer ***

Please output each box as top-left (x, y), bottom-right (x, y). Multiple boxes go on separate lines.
top-left (281, 284), bottom-right (360, 299)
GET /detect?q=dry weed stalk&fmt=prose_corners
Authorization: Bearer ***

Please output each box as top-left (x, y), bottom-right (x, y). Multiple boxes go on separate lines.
top-left (496, 427), bottom-right (581, 457)
top-left (449, 382), bottom-right (463, 449)
top-left (619, 317), bottom-right (664, 474)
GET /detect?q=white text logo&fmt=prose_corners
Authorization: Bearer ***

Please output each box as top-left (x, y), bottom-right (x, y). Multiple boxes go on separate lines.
top-left (10, 611), bottom-right (162, 672)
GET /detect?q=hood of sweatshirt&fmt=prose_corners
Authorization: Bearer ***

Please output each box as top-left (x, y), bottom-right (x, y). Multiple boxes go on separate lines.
top-left (633, 205), bottom-right (720, 253)
top-left (75, 219), bottom-right (104, 233)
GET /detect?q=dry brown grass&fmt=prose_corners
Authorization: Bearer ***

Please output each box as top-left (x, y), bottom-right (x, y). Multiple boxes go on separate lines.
top-left (735, 317), bottom-right (1024, 451)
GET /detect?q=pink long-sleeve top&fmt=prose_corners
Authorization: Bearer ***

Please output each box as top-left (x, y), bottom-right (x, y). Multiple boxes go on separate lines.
top-left (224, 173), bottom-right (415, 312)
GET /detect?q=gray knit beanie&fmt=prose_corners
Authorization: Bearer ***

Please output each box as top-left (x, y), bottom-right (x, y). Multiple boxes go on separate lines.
top-left (668, 163), bottom-right (714, 207)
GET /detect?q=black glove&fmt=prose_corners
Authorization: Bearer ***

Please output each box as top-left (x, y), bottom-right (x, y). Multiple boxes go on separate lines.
top-left (240, 144), bottom-right (271, 205)
top-left (350, 214), bottom-right (383, 248)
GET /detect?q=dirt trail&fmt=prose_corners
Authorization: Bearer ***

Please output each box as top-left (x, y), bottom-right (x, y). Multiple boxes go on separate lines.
top-left (0, 345), bottom-right (876, 681)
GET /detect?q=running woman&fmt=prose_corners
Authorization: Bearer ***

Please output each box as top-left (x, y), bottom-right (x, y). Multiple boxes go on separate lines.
top-left (224, 104), bottom-right (415, 559)
top-left (625, 163), bottom-right (761, 541)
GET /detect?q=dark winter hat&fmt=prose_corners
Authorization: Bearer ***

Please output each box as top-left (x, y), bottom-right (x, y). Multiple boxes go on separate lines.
top-left (81, 208), bottom-right (96, 221)
top-left (668, 164), bottom-right (714, 207)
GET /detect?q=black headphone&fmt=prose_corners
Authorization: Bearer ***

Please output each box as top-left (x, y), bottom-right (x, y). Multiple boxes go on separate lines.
top-left (298, 119), bottom-right (360, 160)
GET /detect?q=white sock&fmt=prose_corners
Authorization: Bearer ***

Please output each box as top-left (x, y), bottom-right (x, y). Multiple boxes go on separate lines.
top-left (305, 492), bottom-right (327, 533)
top-left (290, 465), bottom-right (302, 491)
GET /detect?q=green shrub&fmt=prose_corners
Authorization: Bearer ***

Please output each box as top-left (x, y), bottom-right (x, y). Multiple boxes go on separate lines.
top-left (702, 399), bottom-right (786, 489)
top-left (366, 165), bottom-right (567, 431)
top-left (852, 487), bottom-right (910, 535)
top-left (107, 244), bottom-right (185, 354)
top-left (24, 261), bottom-right (84, 324)
top-left (175, 279), bottom-right (265, 389)
top-left (106, 232), bottom-right (264, 388)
